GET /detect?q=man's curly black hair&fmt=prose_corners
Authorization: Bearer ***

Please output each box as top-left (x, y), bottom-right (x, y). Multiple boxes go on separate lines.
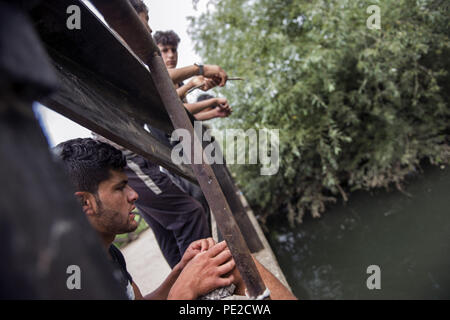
top-left (54, 138), bottom-right (126, 194)
top-left (153, 30), bottom-right (181, 47)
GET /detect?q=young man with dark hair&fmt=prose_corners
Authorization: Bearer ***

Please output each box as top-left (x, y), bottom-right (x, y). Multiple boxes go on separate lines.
top-left (129, 1), bottom-right (227, 87)
top-left (153, 30), bottom-right (180, 69)
top-left (91, 131), bottom-right (212, 270)
top-left (152, 30), bottom-right (210, 101)
top-left (56, 138), bottom-right (297, 300)
top-left (55, 138), bottom-right (235, 300)
top-left (151, 28), bottom-right (232, 120)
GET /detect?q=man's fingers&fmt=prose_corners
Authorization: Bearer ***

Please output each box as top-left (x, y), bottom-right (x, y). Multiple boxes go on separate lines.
top-left (203, 65), bottom-right (227, 87)
top-left (200, 237), bottom-right (215, 251)
top-left (200, 237), bottom-right (216, 251)
top-left (219, 75), bottom-right (226, 87)
top-left (216, 274), bottom-right (235, 288)
top-left (190, 238), bottom-right (209, 251)
top-left (202, 78), bottom-right (217, 90)
top-left (212, 77), bottom-right (221, 87)
top-left (200, 239), bottom-right (211, 251)
top-left (189, 239), bottom-right (203, 251)
top-left (206, 237), bottom-right (216, 249)
top-left (216, 258), bottom-right (236, 276)
top-left (206, 240), bottom-right (228, 258)
top-left (219, 71), bottom-right (228, 87)
top-left (217, 100), bottom-right (227, 107)
top-left (206, 78), bottom-right (215, 87)
top-left (214, 248), bottom-right (232, 265)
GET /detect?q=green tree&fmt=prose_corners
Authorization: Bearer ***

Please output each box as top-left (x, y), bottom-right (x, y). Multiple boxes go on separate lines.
top-left (189, 0), bottom-right (449, 226)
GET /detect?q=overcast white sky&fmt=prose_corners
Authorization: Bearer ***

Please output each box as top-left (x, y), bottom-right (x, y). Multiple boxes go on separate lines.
top-left (37, 0), bottom-right (208, 146)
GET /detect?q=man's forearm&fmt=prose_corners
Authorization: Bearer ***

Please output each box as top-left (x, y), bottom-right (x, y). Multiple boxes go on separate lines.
top-left (143, 263), bottom-right (183, 300)
top-left (185, 98), bottom-right (217, 115)
top-left (176, 81), bottom-right (195, 100)
top-left (253, 258), bottom-right (297, 300)
top-left (168, 65), bottom-right (200, 84)
top-left (194, 108), bottom-right (218, 121)
top-left (231, 256), bottom-right (298, 300)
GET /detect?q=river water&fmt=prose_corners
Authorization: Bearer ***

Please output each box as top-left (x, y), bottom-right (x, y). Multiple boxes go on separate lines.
top-left (267, 165), bottom-right (450, 299)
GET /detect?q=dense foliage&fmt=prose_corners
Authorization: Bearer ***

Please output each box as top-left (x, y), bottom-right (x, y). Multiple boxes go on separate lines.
top-left (189, 0), bottom-right (450, 225)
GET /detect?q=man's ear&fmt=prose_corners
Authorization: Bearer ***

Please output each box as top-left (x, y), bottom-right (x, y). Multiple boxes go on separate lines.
top-left (74, 191), bottom-right (97, 216)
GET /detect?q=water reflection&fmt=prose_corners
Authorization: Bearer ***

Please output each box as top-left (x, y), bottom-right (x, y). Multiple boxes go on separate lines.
top-left (268, 165), bottom-right (450, 299)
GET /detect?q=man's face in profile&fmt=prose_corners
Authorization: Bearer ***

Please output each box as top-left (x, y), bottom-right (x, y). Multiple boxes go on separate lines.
top-left (158, 44), bottom-right (178, 69)
top-left (89, 170), bottom-right (140, 236)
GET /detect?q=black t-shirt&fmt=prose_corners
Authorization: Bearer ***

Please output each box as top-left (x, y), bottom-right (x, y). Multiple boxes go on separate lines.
top-left (109, 245), bottom-right (135, 299)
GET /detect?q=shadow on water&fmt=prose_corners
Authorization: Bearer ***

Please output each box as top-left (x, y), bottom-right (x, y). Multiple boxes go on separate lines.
top-left (267, 165), bottom-right (450, 299)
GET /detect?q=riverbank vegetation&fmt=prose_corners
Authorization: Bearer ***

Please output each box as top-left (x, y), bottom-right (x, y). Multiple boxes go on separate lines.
top-left (189, 0), bottom-right (450, 226)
